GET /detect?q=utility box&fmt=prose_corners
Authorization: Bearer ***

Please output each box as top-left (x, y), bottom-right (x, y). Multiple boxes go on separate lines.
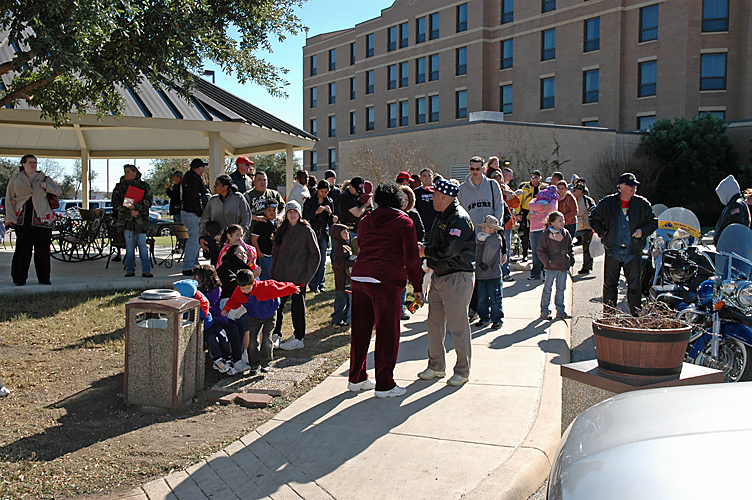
top-left (124, 294), bottom-right (204, 411)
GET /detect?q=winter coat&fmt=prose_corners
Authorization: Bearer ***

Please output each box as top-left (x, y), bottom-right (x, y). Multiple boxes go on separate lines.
top-left (331, 223), bottom-right (353, 291)
top-left (576, 195), bottom-right (594, 231)
top-left (288, 183), bottom-right (310, 207)
top-left (519, 181), bottom-right (541, 211)
top-left (229, 170), bottom-right (252, 194)
top-left (271, 222), bottom-right (320, 286)
top-left (457, 174), bottom-right (505, 233)
top-left (537, 229), bottom-right (574, 271)
top-left (111, 175), bottom-right (152, 234)
top-left (589, 193), bottom-right (658, 256)
top-left (181, 169), bottom-right (210, 216)
top-left (558, 191), bottom-right (578, 226)
top-left (166, 182), bottom-right (181, 216)
top-left (529, 199), bottom-right (558, 232)
top-left (424, 199), bottom-right (476, 277)
top-left (217, 251), bottom-right (253, 299)
top-left (302, 195), bottom-right (335, 237)
top-left (5, 170), bottom-right (60, 225)
top-left (174, 279), bottom-right (213, 328)
top-left (475, 232), bottom-right (504, 280)
top-left (223, 279), bottom-right (299, 320)
top-left (199, 191), bottom-right (251, 235)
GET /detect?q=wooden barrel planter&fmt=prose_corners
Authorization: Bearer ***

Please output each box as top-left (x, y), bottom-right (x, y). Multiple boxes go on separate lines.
top-left (592, 320), bottom-right (691, 378)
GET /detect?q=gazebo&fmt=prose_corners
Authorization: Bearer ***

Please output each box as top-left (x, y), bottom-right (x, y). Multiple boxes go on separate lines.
top-left (0, 69), bottom-right (317, 207)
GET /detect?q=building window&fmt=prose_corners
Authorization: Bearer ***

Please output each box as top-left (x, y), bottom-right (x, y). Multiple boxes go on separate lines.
top-left (400, 62), bottom-right (409, 87)
top-left (541, 77), bottom-right (555, 109)
top-left (387, 102), bottom-right (397, 128)
top-left (310, 87), bottom-right (317, 108)
top-left (399, 100), bottom-right (409, 126)
top-left (702, 0), bottom-right (729, 32)
top-left (311, 150), bottom-right (317, 171)
top-left (700, 53), bottom-right (727, 90)
top-left (429, 95), bottom-right (439, 122)
top-left (366, 106), bottom-right (374, 130)
top-left (457, 4), bottom-right (468, 32)
top-left (416, 57), bottom-right (426, 84)
top-left (701, 110), bottom-right (726, 120)
top-left (310, 118), bottom-right (317, 136)
top-left (387, 64), bottom-right (397, 90)
top-left (328, 148), bottom-right (336, 169)
top-left (541, 29), bottom-right (555, 61)
top-left (328, 115), bottom-right (336, 137)
top-left (640, 5), bottom-right (659, 42)
top-left (329, 49), bottom-right (336, 71)
top-left (542, 0), bottom-right (556, 13)
top-left (502, 0), bottom-right (513, 24)
top-left (416, 17), bottom-right (426, 44)
top-left (429, 54), bottom-right (439, 81)
top-left (429, 12), bottom-right (440, 39)
top-left (350, 42), bottom-right (356, 65)
top-left (501, 84), bottom-right (512, 114)
top-left (350, 111), bottom-right (356, 134)
top-left (456, 90), bottom-right (467, 119)
top-left (400, 22), bottom-right (409, 48)
top-left (310, 55), bottom-right (317, 76)
top-left (638, 60), bottom-right (657, 97)
top-left (387, 26), bottom-right (397, 52)
top-left (638, 115), bottom-right (656, 131)
top-left (366, 33), bottom-right (374, 58)
top-left (584, 18), bottom-right (600, 52)
top-left (501, 39), bottom-right (513, 69)
top-left (366, 70), bottom-right (374, 94)
top-left (456, 47), bottom-right (468, 76)
top-left (350, 77), bottom-right (356, 99)
top-left (416, 97), bottom-right (426, 124)
top-left (583, 69), bottom-right (599, 103)
top-left (328, 82), bottom-right (336, 104)
top-left (582, 120), bottom-right (599, 127)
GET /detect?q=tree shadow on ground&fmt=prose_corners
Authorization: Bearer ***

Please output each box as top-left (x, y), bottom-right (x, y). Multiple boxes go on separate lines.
top-left (0, 290), bottom-right (137, 322)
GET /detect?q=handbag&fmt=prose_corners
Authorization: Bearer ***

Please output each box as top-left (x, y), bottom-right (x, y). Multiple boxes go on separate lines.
top-left (44, 176), bottom-right (59, 209)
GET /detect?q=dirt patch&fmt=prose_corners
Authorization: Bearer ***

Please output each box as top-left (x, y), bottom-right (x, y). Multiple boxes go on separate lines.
top-left (0, 287), bottom-right (351, 499)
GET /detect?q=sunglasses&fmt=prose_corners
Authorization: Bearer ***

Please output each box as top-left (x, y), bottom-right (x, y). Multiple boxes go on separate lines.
top-left (470, 167), bottom-right (482, 171)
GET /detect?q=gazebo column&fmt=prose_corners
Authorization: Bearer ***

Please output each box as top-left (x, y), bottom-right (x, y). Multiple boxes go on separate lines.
top-left (81, 149), bottom-right (90, 209)
top-left (285, 144), bottom-right (294, 200)
top-left (208, 131), bottom-right (224, 182)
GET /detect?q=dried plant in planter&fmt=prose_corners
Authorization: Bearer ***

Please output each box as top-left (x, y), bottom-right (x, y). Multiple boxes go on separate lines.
top-left (596, 302), bottom-right (687, 330)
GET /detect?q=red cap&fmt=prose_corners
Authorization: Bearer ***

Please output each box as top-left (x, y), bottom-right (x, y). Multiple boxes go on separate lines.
top-left (236, 156), bottom-right (254, 166)
top-left (396, 171), bottom-right (411, 181)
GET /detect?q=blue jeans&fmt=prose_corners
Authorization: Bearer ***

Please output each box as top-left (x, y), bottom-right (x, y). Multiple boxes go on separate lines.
top-left (181, 211), bottom-right (200, 272)
top-left (400, 287), bottom-right (407, 314)
top-left (258, 254), bottom-right (272, 281)
top-left (311, 233), bottom-right (328, 290)
top-left (477, 277), bottom-right (504, 322)
top-left (503, 229), bottom-right (511, 277)
top-left (123, 230), bottom-right (151, 273)
top-left (530, 230), bottom-right (543, 278)
top-left (332, 289), bottom-right (351, 324)
top-left (540, 269), bottom-right (567, 316)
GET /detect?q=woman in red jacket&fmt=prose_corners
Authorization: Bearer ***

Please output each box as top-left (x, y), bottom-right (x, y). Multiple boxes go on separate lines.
top-left (556, 180), bottom-right (578, 238)
top-left (348, 183), bottom-right (425, 398)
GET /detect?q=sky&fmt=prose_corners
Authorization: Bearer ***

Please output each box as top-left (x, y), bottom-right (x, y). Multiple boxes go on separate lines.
top-left (52, 0), bottom-right (396, 195)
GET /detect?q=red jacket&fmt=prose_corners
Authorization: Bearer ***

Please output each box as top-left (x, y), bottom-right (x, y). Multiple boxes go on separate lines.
top-left (558, 192), bottom-right (578, 226)
top-left (222, 279), bottom-right (299, 313)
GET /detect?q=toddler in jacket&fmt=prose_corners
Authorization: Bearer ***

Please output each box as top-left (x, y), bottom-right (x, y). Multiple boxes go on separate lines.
top-left (331, 223), bottom-right (354, 326)
top-left (537, 211), bottom-right (574, 320)
top-left (474, 215), bottom-right (507, 329)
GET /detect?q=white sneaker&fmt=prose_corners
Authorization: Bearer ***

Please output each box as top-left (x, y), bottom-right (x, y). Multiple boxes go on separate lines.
top-left (375, 385), bottom-right (407, 398)
top-left (225, 361), bottom-right (237, 376)
top-left (347, 378), bottom-right (376, 392)
top-left (272, 333), bottom-right (281, 348)
top-left (279, 338), bottom-right (304, 351)
top-left (241, 351), bottom-right (249, 365)
top-left (446, 374), bottom-right (469, 386)
top-left (213, 358), bottom-right (228, 373)
top-left (234, 360), bottom-right (252, 373)
top-left (417, 368), bottom-right (446, 380)
top-left (0, 384), bottom-right (10, 397)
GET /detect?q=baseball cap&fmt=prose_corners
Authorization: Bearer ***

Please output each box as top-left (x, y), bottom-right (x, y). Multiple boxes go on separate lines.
top-left (236, 156), bottom-right (254, 166)
top-left (190, 158), bottom-right (208, 169)
top-left (350, 176), bottom-right (365, 193)
top-left (531, 169), bottom-right (542, 177)
top-left (434, 178), bottom-right (459, 198)
top-left (618, 172), bottom-right (640, 186)
top-left (396, 171), bottom-right (411, 182)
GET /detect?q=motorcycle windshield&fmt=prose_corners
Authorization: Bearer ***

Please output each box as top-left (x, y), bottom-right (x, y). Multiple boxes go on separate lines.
top-left (715, 223), bottom-right (752, 280)
top-left (656, 207), bottom-right (702, 240)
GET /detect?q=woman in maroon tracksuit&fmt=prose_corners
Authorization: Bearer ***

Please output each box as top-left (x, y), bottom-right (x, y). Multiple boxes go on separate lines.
top-left (347, 183), bottom-right (424, 398)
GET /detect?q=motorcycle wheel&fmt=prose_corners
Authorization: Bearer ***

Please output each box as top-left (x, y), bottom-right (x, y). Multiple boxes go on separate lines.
top-left (704, 338), bottom-right (752, 383)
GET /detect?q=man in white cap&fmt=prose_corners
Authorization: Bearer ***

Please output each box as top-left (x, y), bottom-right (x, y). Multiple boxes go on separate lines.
top-left (417, 178), bottom-right (476, 386)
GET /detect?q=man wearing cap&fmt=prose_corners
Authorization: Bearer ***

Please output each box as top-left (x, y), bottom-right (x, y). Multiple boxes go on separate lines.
top-left (289, 170), bottom-right (311, 207)
top-left (414, 167), bottom-right (438, 233)
top-left (324, 169), bottom-right (341, 219)
top-left (417, 178), bottom-right (476, 386)
top-left (230, 156), bottom-right (255, 194)
top-left (573, 182), bottom-right (595, 274)
top-left (339, 176), bottom-right (373, 234)
top-left (396, 170), bottom-right (412, 186)
top-left (589, 172), bottom-right (657, 316)
top-left (181, 158), bottom-right (212, 276)
top-left (518, 170), bottom-right (542, 261)
top-left (165, 170), bottom-right (183, 223)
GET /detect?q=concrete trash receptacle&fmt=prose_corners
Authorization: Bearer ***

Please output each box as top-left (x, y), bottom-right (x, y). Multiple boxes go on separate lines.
top-left (124, 293), bottom-right (204, 411)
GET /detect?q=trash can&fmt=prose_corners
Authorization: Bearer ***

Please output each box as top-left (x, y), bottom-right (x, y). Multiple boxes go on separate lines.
top-left (124, 291), bottom-right (204, 411)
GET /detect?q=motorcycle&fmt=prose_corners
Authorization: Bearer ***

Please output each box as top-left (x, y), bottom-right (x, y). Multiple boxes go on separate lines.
top-left (679, 223), bottom-right (752, 382)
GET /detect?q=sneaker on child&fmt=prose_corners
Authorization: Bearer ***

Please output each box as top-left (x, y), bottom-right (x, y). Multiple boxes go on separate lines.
top-left (279, 338), bottom-right (304, 351)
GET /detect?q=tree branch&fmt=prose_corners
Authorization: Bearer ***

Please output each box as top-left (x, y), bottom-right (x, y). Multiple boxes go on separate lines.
top-left (0, 71), bottom-right (64, 108)
top-left (0, 51), bottom-right (36, 76)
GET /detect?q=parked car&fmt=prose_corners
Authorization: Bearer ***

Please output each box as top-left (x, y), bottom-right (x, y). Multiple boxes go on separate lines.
top-left (547, 383), bottom-right (752, 500)
top-left (54, 199), bottom-right (112, 216)
top-left (0, 196), bottom-right (5, 216)
top-left (149, 212), bottom-right (174, 237)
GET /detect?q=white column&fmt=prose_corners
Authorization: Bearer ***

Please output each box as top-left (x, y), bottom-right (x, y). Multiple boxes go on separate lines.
top-left (81, 149), bottom-right (90, 208)
top-left (208, 131), bottom-right (224, 182)
top-left (285, 144), bottom-right (294, 200)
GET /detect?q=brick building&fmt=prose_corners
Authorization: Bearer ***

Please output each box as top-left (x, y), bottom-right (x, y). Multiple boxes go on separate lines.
top-left (302, 0), bottom-right (749, 175)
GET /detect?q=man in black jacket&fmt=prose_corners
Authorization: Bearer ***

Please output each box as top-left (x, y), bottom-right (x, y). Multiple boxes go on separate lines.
top-left (589, 172), bottom-right (658, 316)
top-left (230, 156), bottom-right (255, 194)
top-left (181, 158), bottom-right (211, 276)
top-left (417, 179), bottom-right (476, 386)
top-left (165, 171), bottom-right (182, 223)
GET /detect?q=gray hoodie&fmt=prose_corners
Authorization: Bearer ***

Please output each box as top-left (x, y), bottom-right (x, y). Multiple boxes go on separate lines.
top-left (716, 175), bottom-right (741, 206)
top-left (457, 174), bottom-right (504, 233)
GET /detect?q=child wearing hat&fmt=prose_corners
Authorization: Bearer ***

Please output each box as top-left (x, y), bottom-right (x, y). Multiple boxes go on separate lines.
top-left (474, 215), bottom-right (507, 328)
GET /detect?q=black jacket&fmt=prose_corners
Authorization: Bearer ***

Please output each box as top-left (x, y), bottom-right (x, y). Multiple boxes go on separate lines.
top-left (302, 196), bottom-right (335, 237)
top-left (166, 183), bottom-right (181, 215)
top-left (589, 193), bottom-right (658, 256)
top-left (216, 252), bottom-right (252, 299)
top-left (714, 193), bottom-right (751, 245)
top-left (181, 169), bottom-right (210, 216)
top-left (424, 200), bottom-right (475, 277)
top-left (230, 170), bottom-right (252, 194)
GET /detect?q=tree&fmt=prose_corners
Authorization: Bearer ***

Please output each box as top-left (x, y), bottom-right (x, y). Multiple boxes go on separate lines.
top-left (0, 157), bottom-right (17, 197)
top-left (246, 153), bottom-right (299, 189)
top-left (638, 114), bottom-right (738, 224)
top-left (345, 139), bottom-right (436, 185)
top-left (592, 146), bottom-right (662, 202)
top-left (499, 127), bottom-right (570, 180)
top-left (70, 160), bottom-right (99, 199)
top-left (0, 0), bottom-right (307, 126)
top-left (145, 159), bottom-right (190, 199)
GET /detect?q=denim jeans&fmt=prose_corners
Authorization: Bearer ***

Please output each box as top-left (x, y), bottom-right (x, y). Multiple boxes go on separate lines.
top-left (332, 289), bottom-right (351, 324)
top-left (181, 211), bottom-right (200, 272)
top-left (477, 277), bottom-right (504, 322)
top-left (530, 230), bottom-right (543, 278)
top-left (258, 254), bottom-right (272, 281)
top-left (502, 229), bottom-right (512, 277)
top-left (123, 229), bottom-right (151, 273)
top-left (311, 233), bottom-right (328, 290)
top-left (540, 269), bottom-right (567, 316)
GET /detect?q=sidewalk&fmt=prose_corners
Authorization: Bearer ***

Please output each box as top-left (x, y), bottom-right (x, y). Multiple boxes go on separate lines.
top-left (109, 276), bottom-right (572, 500)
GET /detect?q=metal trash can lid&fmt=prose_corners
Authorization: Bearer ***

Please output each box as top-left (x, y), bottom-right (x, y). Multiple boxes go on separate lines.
top-left (140, 289), bottom-right (181, 300)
